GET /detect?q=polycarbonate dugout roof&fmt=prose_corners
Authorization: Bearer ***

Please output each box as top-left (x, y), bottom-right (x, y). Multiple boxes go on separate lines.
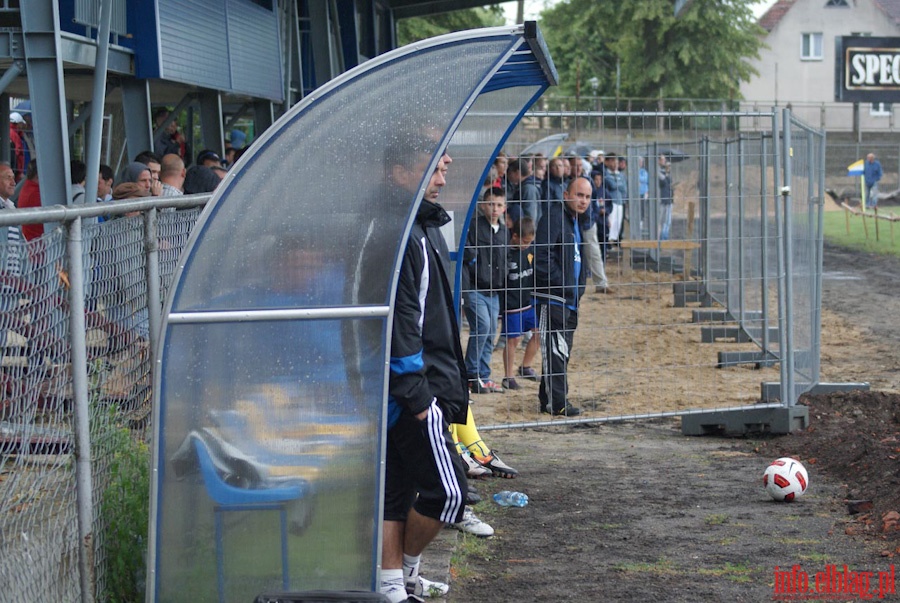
top-left (148, 22), bottom-right (556, 602)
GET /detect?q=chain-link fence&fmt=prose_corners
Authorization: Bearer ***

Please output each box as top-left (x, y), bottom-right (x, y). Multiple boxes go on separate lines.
top-left (0, 195), bottom-right (208, 601)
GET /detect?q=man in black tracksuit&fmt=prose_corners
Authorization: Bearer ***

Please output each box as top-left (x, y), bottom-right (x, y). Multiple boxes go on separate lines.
top-left (533, 177), bottom-right (591, 417)
top-left (379, 151), bottom-right (469, 602)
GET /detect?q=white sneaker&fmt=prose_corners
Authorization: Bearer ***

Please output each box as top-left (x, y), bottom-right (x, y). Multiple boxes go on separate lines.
top-left (382, 581), bottom-right (411, 603)
top-left (406, 574), bottom-right (450, 598)
top-left (451, 506), bottom-right (494, 537)
top-left (461, 450), bottom-right (491, 478)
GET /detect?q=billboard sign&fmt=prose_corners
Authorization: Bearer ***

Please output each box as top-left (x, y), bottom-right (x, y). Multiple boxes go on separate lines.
top-left (835, 36), bottom-right (900, 102)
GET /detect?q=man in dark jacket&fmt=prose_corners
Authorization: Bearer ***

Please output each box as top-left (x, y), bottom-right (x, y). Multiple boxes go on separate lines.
top-left (379, 150), bottom-right (469, 602)
top-left (540, 156), bottom-right (567, 219)
top-left (543, 157), bottom-right (566, 199)
top-left (533, 177), bottom-right (591, 417)
top-left (604, 152), bottom-right (627, 243)
top-left (462, 186), bottom-right (508, 394)
top-left (506, 157), bottom-right (540, 223)
top-left (658, 153), bottom-right (675, 240)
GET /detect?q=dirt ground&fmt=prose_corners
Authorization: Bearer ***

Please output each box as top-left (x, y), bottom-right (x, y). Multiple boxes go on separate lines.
top-left (446, 212), bottom-right (900, 602)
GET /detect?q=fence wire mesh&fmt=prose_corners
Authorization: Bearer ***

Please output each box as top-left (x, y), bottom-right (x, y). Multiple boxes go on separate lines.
top-left (0, 109), bottom-right (824, 601)
top-left (785, 116), bottom-right (826, 397)
top-left (459, 108), bottom-right (824, 431)
top-left (0, 199), bottom-right (206, 602)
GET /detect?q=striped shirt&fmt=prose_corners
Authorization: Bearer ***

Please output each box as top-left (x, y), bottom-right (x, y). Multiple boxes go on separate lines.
top-left (1, 198), bottom-right (22, 277)
top-left (160, 183), bottom-right (183, 197)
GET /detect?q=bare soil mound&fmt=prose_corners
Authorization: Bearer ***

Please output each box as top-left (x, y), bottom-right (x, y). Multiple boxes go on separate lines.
top-left (762, 390), bottom-right (900, 546)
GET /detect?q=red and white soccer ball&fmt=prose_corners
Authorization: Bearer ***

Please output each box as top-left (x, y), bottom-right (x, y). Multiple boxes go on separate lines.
top-left (763, 457), bottom-right (809, 502)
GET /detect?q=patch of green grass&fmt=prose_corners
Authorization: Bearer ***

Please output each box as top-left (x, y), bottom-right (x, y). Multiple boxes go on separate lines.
top-left (470, 501), bottom-right (499, 520)
top-left (718, 537), bottom-right (737, 546)
top-left (614, 557), bottom-right (677, 575)
top-left (564, 519), bottom-right (622, 532)
top-left (799, 552), bottom-right (832, 563)
top-left (822, 210), bottom-right (900, 256)
top-left (94, 408), bottom-right (150, 603)
top-left (450, 533), bottom-right (492, 580)
top-left (705, 514), bottom-right (729, 526)
top-left (697, 562), bottom-right (754, 583)
top-left (778, 538), bottom-right (822, 545)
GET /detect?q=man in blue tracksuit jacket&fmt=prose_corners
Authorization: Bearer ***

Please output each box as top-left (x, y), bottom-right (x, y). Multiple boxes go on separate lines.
top-left (864, 152), bottom-right (883, 209)
top-left (533, 177), bottom-right (591, 417)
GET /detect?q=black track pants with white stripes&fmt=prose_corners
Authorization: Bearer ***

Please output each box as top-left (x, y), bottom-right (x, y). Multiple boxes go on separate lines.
top-left (538, 303), bottom-right (578, 413)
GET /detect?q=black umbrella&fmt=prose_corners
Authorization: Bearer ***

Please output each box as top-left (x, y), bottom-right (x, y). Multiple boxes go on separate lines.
top-left (520, 133), bottom-right (569, 157)
top-left (563, 142), bottom-right (595, 158)
top-left (660, 148), bottom-right (689, 162)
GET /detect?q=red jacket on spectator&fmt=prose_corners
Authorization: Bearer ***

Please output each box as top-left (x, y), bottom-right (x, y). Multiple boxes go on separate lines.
top-left (18, 178), bottom-right (42, 240)
top-left (9, 126), bottom-right (24, 180)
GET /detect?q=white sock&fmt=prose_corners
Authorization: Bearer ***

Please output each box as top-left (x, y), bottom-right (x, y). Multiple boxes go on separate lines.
top-left (402, 553), bottom-right (421, 580)
top-left (381, 569), bottom-right (407, 603)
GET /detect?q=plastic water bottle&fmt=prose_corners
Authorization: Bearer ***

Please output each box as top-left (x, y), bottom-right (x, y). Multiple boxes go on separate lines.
top-left (493, 490), bottom-right (528, 507)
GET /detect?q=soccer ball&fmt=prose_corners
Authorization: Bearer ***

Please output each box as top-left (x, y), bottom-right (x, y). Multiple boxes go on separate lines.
top-left (763, 457), bottom-right (809, 502)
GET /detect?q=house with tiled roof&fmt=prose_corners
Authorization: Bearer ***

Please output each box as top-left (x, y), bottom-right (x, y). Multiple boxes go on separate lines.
top-left (740, 0), bottom-right (900, 131)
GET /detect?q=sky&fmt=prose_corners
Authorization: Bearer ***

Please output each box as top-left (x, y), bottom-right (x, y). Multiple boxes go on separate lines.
top-left (501, 0), bottom-right (778, 25)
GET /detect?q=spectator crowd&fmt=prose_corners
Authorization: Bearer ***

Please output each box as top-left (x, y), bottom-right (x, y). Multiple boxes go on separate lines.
top-left (0, 106), bottom-right (681, 601)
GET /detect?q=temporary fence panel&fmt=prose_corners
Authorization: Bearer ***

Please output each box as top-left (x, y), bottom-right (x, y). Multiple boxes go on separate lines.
top-left (457, 108), bottom-right (824, 431)
top-left (784, 115), bottom-right (826, 399)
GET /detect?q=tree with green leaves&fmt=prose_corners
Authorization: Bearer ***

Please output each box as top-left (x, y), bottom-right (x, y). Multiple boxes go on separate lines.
top-left (397, 7), bottom-right (506, 46)
top-left (540, 0), bottom-right (621, 99)
top-left (540, 0), bottom-right (765, 103)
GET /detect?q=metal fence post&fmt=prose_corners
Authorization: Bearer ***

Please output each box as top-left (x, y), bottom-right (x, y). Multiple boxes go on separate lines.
top-left (144, 208), bottom-right (162, 361)
top-left (700, 136), bottom-right (710, 295)
top-left (814, 130), bottom-right (826, 384)
top-left (737, 134), bottom-right (746, 326)
top-left (806, 129), bottom-right (816, 388)
top-left (650, 141), bottom-right (659, 246)
top-left (781, 108), bottom-right (796, 407)
top-left (760, 131), bottom-right (771, 356)
top-left (67, 216), bottom-right (96, 603)
top-left (772, 109), bottom-right (789, 402)
top-left (724, 140), bottom-right (733, 315)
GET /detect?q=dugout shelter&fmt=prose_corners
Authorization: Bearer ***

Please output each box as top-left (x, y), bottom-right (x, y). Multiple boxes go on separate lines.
top-left (148, 22), bottom-right (557, 602)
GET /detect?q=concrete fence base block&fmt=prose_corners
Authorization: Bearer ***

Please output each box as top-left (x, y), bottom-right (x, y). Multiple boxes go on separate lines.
top-left (760, 381), bottom-right (871, 402)
top-left (701, 326), bottom-right (752, 343)
top-left (681, 405), bottom-right (809, 436)
top-left (717, 350), bottom-right (779, 368)
top-left (692, 309), bottom-right (731, 323)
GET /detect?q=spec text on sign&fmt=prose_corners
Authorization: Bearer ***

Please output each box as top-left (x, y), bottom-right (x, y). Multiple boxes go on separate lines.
top-left (835, 36), bottom-right (900, 102)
